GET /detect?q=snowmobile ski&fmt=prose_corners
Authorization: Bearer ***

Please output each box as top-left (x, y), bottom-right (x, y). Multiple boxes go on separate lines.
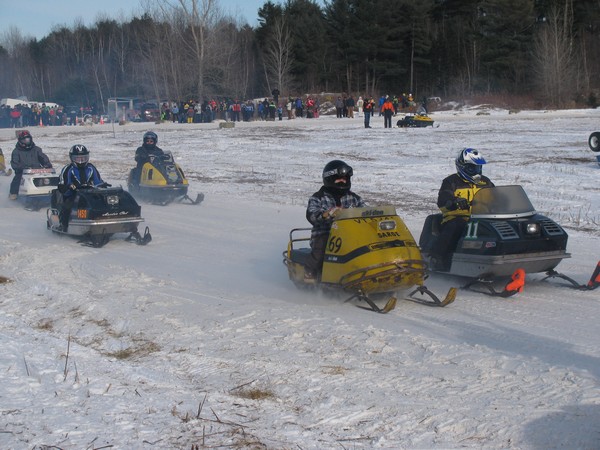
top-left (542, 260), bottom-right (600, 291)
top-left (462, 268), bottom-right (526, 298)
top-left (348, 292), bottom-right (397, 313)
top-left (408, 286), bottom-right (457, 306)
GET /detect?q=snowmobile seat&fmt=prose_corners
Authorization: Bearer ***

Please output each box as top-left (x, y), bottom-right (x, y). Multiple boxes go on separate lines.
top-left (50, 189), bottom-right (63, 209)
top-left (290, 248), bottom-right (312, 266)
top-left (419, 213), bottom-right (442, 253)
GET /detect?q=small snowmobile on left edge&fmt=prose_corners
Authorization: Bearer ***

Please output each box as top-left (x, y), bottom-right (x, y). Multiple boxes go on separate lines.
top-left (0, 148), bottom-right (13, 176)
top-left (47, 185), bottom-right (151, 248)
top-left (283, 205), bottom-right (457, 313)
top-left (17, 168), bottom-right (60, 210)
top-left (127, 151), bottom-right (204, 206)
top-left (588, 131), bottom-right (600, 166)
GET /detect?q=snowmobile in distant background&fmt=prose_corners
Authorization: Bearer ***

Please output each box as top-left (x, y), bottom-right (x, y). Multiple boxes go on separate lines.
top-left (127, 151), bottom-right (204, 205)
top-left (283, 205), bottom-right (457, 313)
top-left (47, 185), bottom-right (151, 248)
top-left (396, 113), bottom-right (434, 128)
top-left (588, 131), bottom-right (600, 166)
top-left (396, 104), bottom-right (434, 128)
top-left (419, 185), bottom-right (598, 295)
top-left (16, 168), bottom-right (59, 210)
top-left (0, 148), bottom-right (12, 176)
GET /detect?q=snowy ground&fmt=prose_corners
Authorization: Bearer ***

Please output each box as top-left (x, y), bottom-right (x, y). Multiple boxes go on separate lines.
top-left (0, 108), bottom-right (599, 449)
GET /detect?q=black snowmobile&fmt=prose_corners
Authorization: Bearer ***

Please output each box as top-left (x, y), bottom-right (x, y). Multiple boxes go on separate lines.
top-left (419, 185), bottom-right (598, 295)
top-left (47, 185), bottom-right (151, 248)
top-left (127, 151), bottom-right (204, 206)
top-left (588, 131), bottom-right (600, 166)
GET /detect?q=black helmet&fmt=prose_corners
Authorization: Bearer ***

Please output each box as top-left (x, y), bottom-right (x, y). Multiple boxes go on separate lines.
top-left (322, 160), bottom-right (353, 191)
top-left (17, 130), bottom-right (34, 149)
top-left (69, 144), bottom-right (90, 167)
top-left (143, 131), bottom-right (158, 149)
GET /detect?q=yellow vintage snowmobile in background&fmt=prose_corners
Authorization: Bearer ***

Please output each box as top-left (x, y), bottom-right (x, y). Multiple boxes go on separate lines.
top-left (127, 151), bottom-right (204, 205)
top-left (283, 205), bottom-right (457, 313)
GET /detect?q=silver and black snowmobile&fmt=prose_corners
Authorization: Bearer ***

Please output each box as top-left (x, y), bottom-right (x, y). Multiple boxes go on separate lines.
top-left (47, 185), bottom-right (151, 248)
top-left (419, 185), bottom-right (598, 295)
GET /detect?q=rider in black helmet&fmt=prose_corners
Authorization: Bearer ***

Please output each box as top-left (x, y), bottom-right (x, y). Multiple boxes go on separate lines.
top-left (304, 160), bottom-right (366, 281)
top-left (9, 130), bottom-right (52, 200)
top-left (132, 131), bottom-right (165, 186)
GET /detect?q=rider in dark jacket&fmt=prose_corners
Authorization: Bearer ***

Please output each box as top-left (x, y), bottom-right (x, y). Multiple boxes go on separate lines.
top-left (132, 131), bottom-right (164, 186)
top-left (9, 130), bottom-right (52, 199)
top-left (304, 160), bottom-right (365, 280)
top-left (57, 145), bottom-right (106, 229)
top-left (430, 148), bottom-right (495, 270)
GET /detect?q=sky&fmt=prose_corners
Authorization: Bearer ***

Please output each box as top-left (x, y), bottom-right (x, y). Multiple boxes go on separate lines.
top-left (0, 0), bottom-right (317, 40)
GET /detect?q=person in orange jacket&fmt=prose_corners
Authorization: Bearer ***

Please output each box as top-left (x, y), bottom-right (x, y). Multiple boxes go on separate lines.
top-left (381, 96), bottom-right (395, 128)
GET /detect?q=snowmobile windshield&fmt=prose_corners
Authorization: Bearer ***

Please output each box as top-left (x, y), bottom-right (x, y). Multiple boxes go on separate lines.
top-left (470, 185), bottom-right (536, 219)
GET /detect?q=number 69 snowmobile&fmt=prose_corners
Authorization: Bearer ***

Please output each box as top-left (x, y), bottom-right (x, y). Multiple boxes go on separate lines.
top-left (47, 186), bottom-right (151, 248)
top-left (419, 185), bottom-right (599, 295)
top-left (283, 206), bottom-right (457, 313)
top-left (127, 151), bottom-right (204, 206)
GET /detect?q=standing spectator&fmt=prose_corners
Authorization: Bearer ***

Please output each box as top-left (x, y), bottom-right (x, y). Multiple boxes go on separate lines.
top-left (231, 100), bottom-right (241, 122)
top-left (381, 96), bottom-right (395, 128)
top-left (295, 97), bottom-right (303, 118)
top-left (378, 95), bottom-right (385, 116)
top-left (286, 98), bottom-right (294, 119)
top-left (9, 106), bottom-right (21, 128)
top-left (171, 103), bottom-right (179, 123)
top-left (335, 97), bottom-right (344, 118)
top-left (363, 97), bottom-right (375, 128)
top-left (346, 95), bottom-right (355, 118)
top-left (268, 99), bottom-right (276, 120)
top-left (356, 96), bottom-right (364, 117)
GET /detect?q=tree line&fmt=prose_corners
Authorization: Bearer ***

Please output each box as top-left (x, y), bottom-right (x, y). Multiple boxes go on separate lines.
top-left (0, 0), bottom-right (598, 112)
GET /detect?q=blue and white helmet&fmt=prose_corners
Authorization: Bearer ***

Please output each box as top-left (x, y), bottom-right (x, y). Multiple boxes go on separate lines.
top-left (456, 148), bottom-right (486, 184)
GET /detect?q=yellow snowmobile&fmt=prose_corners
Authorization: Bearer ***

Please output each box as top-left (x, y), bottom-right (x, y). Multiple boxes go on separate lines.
top-left (127, 151), bottom-right (204, 205)
top-left (283, 205), bottom-right (457, 313)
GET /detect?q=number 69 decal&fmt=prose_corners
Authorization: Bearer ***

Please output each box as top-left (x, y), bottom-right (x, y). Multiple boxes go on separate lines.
top-left (328, 236), bottom-right (342, 253)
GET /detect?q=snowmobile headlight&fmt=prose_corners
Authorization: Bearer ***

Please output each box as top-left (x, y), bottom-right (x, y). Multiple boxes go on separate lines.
top-left (525, 222), bottom-right (541, 235)
top-left (106, 195), bottom-right (119, 205)
top-left (379, 220), bottom-right (397, 231)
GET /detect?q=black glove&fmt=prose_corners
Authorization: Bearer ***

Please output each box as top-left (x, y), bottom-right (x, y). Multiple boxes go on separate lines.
top-left (454, 197), bottom-right (469, 210)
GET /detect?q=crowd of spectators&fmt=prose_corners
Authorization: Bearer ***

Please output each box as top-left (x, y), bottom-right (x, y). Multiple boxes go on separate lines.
top-left (0, 103), bottom-right (96, 128)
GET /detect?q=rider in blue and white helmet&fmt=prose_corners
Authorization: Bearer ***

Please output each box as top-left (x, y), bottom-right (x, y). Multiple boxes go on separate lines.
top-left (456, 147), bottom-right (487, 184)
top-left (429, 148), bottom-right (495, 270)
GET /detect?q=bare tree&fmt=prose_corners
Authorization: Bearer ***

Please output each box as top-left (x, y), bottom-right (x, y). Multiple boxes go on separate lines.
top-left (532, 2), bottom-right (576, 107)
top-left (261, 15), bottom-right (293, 96)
